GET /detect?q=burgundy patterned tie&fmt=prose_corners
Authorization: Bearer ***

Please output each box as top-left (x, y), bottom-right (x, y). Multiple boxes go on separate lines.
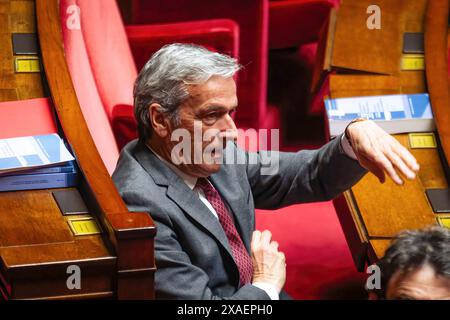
top-left (196, 178), bottom-right (253, 286)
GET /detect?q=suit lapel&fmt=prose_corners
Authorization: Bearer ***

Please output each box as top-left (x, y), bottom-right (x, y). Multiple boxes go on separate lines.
top-left (165, 183), bottom-right (234, 258)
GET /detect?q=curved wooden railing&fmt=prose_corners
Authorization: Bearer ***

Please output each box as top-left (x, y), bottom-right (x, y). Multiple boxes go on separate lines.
top-left (36, 0), bottom-right (156, 299)
top-left (425, 0), bottom-right (450, 164)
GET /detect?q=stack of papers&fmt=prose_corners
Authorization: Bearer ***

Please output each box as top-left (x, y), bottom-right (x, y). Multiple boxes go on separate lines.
top-left (325, 93), bottom-right (435, 136)
top-left (0, 134), bottom-right (75, 175)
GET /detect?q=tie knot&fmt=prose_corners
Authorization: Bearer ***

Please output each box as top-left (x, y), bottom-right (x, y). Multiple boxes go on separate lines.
top-left (195, 178), bottom-right (215, 195)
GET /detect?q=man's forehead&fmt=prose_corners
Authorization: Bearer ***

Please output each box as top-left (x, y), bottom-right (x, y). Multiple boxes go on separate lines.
top-left (185, 77), bottom-right (237, 109)
top-left (388, 265), bottom-right (450, 299)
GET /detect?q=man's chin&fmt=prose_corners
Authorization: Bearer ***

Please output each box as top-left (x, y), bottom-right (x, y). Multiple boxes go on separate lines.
top-left (196, 163), bottom-right (222, 177)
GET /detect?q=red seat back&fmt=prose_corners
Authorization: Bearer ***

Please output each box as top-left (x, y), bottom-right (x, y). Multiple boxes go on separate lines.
top-left (126, 19), bottom-right (240, 74)
top-left (269, 0), bottom-right (334, 49)
top-left (60, 0), bottom-right (121, 174)
top-left (75, 0), bottom-right (137, 120)
top-left (129, 0), bottom-right (271, 129)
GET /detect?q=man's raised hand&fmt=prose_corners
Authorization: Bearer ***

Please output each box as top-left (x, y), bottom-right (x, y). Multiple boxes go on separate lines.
top-left (346, 120), bottom-right (420, 185)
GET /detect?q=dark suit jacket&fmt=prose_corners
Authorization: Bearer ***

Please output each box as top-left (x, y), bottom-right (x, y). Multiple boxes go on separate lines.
top-left (112, 136), bottom-right (367, 299)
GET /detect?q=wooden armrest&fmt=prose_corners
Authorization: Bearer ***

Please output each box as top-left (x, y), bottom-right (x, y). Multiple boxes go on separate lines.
top-left (36, 0), bottom-right (156, 299)
top-left (107, 212), bottom-right (156, 240)
top-left (425, 0), bottom-right (450, 164)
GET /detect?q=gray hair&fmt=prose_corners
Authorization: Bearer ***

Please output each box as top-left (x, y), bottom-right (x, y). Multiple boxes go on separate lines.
top-left (133, 43), bottom-right (241, 142)
top-left (373, 225), bottom-right (450, 299)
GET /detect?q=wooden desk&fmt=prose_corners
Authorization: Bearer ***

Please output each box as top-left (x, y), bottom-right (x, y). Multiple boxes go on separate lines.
top-left (0, 0), bottom-right (43, 101)
top-left (0, 0), bottom-right (156, 299)
top-left (318, 0), bottom-right (449, 270)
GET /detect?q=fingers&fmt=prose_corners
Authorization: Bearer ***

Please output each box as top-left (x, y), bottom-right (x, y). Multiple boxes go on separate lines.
top-left (375, 151), bottom-right (403, 185)
top-left (252, 230), bottom-right (280, 253)
top-left (351, 121), bottom-right (420, 185)
top-left (251, 230), bottom-right (261, 250)
top-left (252, 230), bottom-right (272, 250)
top-left (359, 153), bottom-right (386, 183)
top-left (251, 231), bottom-right (287, 292)
top-left (366, 148), bottom-right (419, 185)
top-left (260, 230), bottom-right (272, 248)
top-left (393, 140), bottom-right (420, 172)
top-left (269, 241), bottom-right (279, 252)
top-left (277, 252), bottom-right (286, 268)
top-left (385, 148), bottom-right (416, 180)
top-left (374, 137), bottom-right (420, 184)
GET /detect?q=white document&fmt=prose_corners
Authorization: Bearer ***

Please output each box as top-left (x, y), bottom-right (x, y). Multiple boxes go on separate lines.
top-left (0, 133), bottom-right (75, 174)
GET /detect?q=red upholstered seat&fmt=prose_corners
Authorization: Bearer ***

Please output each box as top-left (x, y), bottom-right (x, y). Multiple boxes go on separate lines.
top-left (256, 202), bottom-right (367, 299)
top-left (297, 42), bottom-right (319, 69)
top-left (269, 0), bottom-right (339, 118)
top-left (129, 0), bottom-right (277, 130)
top-left (71, 0), bottom-right (138, 123)
top-left (60, 0), bottom-right (121, 174)
top-left (60, 0), bottom-right (241, 166)
top-left (126, 19), bottom-right (240, 74)
top-left (269, 0), bottom-right (335, 49)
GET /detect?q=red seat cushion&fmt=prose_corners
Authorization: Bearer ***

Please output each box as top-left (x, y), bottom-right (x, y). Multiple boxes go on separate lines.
top-left (129, 0), bottom-right (273, 130)
top-left (256, 201), bottom-right (367, 299)
top-left (111, 104), bottom-right (137, 151)
top-left (297, 42), bottom-right (319, 70)
top-left (60, 0), bottom-right (120, 174)
top-left (126, 19), bottom-right (239, 73)
top-left (76, 0), bottom-right (137, 121)
top-left (269, 0), bottom-right (334, 49)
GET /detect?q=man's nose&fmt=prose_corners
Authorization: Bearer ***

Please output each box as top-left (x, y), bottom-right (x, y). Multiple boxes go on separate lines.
top-left (219, 113), bottom-right (238, 141)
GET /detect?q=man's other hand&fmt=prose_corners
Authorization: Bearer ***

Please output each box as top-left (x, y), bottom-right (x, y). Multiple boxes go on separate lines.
top-left (346, 120), bottom-right (420, 185)
top-left (251, 230), bottom-right (286, 293)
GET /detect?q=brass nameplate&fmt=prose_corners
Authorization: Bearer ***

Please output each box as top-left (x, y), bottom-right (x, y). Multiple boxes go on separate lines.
top-left (436, 216), bottom-right (450, 229)
top-left (409, 132), bottom-right (437, 149)
top-left (14, 57), bottom-right (40, 73)
top-left (401, 54), bottom-right (424, 70)
top-left (68, 217), bottom-right (101, 236)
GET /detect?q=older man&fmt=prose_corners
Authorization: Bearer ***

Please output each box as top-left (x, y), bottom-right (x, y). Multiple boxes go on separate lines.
top-left (112, 44), bottom-right (420, 299)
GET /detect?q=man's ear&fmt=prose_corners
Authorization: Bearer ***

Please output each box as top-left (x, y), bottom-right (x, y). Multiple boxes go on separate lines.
top-left (149, 103), bottom-right (170, 138)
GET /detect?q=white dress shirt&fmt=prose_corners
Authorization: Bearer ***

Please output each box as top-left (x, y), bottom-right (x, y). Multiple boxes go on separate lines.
top-left (341, 134), bottom-right (358, 160)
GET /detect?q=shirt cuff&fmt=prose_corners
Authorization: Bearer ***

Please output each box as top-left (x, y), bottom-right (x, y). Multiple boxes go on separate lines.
top-left (340, 133), bottom-right (358, 160)
top-left (252, 282), bottom-right (279, 300)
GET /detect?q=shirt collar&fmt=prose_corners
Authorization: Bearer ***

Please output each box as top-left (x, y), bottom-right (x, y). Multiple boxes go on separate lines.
top-left (146, 144), bottom-right (198, 190)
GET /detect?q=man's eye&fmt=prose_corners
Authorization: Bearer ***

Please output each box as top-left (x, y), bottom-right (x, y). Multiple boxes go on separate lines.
top-left (203, 114), bottom-right (218, 124)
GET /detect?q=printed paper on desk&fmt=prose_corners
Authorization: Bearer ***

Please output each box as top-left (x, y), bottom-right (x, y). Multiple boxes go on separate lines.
top-left (0, 134), bottom-right (74, 174)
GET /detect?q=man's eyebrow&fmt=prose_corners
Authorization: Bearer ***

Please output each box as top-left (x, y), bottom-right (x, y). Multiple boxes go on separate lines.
top-left (199, 105), bottom-right (237, 113)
